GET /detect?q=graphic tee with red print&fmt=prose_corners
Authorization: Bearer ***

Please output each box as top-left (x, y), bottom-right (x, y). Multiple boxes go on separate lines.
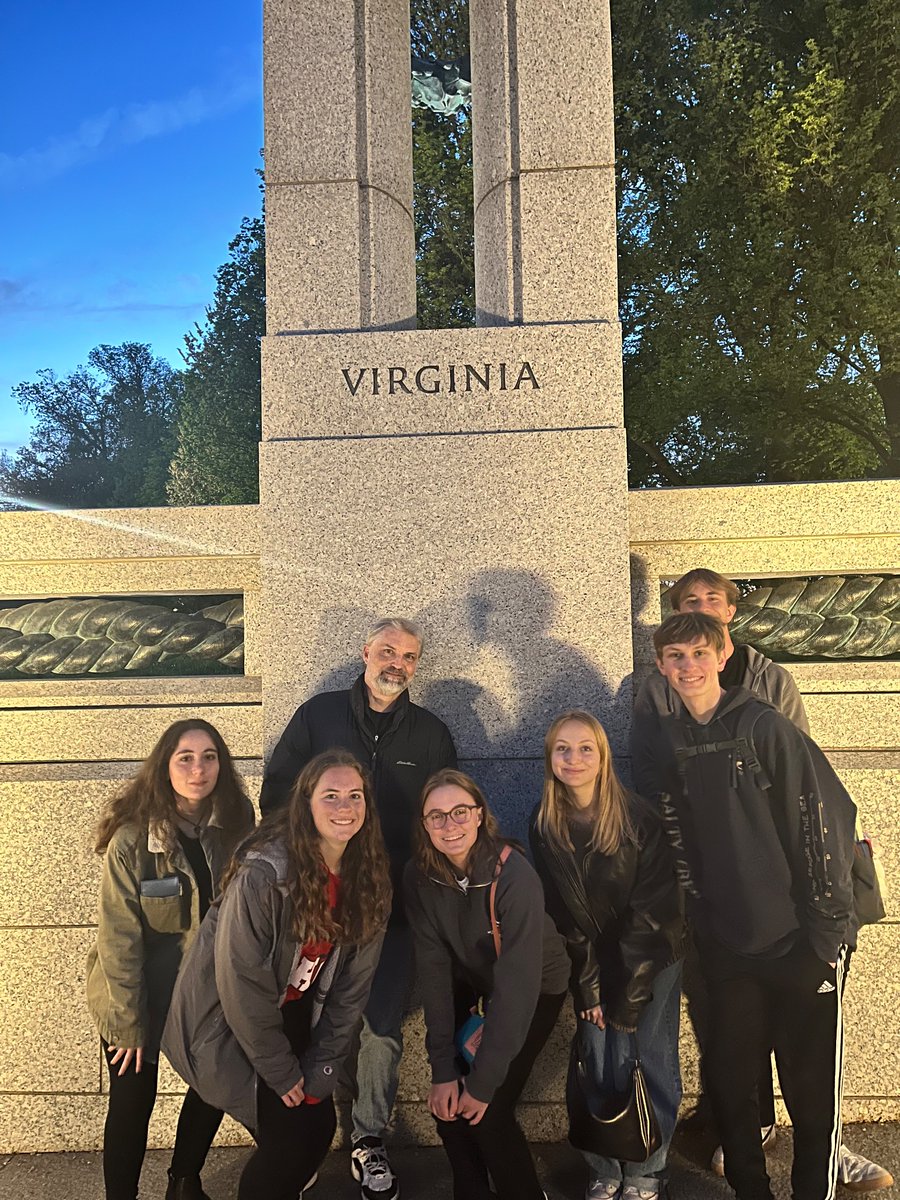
top-left (282, 870), bottom-right (341, 1005)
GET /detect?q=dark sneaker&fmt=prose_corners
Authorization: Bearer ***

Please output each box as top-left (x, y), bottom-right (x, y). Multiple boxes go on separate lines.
top-left (350, 1137), bottom-right (400, 1199)
top-left (164, 1172), bottom-right (210, 1200)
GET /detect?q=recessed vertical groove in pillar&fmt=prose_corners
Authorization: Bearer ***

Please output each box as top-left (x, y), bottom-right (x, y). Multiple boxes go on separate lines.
top-left (354, 0), bottom-right (373, 329)
top-left (506, 0), bottom-right (523, 325)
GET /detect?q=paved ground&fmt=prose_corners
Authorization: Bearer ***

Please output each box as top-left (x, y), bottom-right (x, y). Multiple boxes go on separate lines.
top-left (1, 1124), bottom-right (898, 1200)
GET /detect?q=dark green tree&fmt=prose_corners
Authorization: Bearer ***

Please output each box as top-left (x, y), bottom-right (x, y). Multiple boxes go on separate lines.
top-left (0, 343), bottom-right (178, 508)
top-left (411, 1), bottom-right (475, 327)
top-left (167, 214), bottom-right (265, 505)
top-left (613, 0), bottom-right (899, 484)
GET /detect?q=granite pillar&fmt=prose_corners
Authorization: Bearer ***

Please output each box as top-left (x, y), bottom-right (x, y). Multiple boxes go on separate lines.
top-left (259, 0), bottom-right (630, 846)
top-left (469, 0), bottom-right (618, 325)
top-left (263, 0), bottom-right (416, 332)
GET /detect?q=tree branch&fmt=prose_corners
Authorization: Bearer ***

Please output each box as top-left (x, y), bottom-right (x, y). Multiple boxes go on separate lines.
top-left (626, 435), bottom-right (687, 486)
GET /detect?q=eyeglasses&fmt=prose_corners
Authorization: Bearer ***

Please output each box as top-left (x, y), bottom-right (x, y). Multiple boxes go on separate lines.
top-left (422, 804), bottom-right (480, 831)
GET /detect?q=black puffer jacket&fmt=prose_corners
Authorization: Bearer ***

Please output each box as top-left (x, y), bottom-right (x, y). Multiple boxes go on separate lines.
top-left (529, 796), bottom-right (683, 1030)
top-left (261, 675), bottom-right (457, 895)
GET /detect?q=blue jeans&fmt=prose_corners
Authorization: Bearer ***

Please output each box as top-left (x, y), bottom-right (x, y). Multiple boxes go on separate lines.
top-left (351, 921), bottom-right (413, 1140)
top-left (580, 958), bottom-right (683, 1190)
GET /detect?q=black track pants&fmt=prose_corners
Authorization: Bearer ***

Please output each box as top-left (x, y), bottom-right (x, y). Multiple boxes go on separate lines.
top-left (700, 938), bottom-right (848, 1200)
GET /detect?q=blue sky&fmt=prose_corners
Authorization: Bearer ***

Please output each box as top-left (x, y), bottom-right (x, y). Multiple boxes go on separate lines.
top-left (0, 0), bottom-right (263, 453)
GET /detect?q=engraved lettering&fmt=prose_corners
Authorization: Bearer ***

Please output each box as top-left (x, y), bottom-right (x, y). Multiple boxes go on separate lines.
top-left (388, 366), bottom-right (413, 395)
top-left (338, 361), bottom-right (541, 396)
top-left (513, 361), bottom-right (540, 390)
top-left (464, 363), bottom-right (491, 392)
top-left (415, 365), bottom-right (440, 394)
top-left (341, 368), bottom-right (367, 397)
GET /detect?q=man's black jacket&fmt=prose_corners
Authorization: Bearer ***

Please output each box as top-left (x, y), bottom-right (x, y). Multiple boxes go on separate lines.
top-left (260, 675), bottom-right (457, 889)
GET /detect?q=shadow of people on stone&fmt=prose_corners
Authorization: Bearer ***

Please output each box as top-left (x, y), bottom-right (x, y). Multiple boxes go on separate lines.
top-left (308, 606), bottom-right (380, 695)
top-left (418, 676), bottom-right (509, 758)
top-left (466, 568), bottom-right (616, 757)
top-left (403, 587), bottom-right (512, 757)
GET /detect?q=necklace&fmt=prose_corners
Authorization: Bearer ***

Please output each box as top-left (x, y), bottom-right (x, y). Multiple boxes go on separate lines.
top-left (175, 801), bottom-right (209, 838)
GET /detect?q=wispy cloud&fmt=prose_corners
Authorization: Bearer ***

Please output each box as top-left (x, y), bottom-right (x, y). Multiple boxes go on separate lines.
top-left (0, 279), bottom-right (27, 304)
top-left (0, 276), bottom-right (204, 318)
top-left (0, 75), bottom-right (260, 190)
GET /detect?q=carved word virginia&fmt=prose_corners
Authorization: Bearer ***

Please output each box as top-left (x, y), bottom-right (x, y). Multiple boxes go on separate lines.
top-left (340, 361), bottom-right (540, 397)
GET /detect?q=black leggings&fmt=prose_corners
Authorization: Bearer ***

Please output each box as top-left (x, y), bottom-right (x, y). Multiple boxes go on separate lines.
top-left (434, 991), bottom-right (566, 1200)
top-left (238, 998), bottom-right (337, 1200)
top-left (102, 1043), bottom-right (223, 1200)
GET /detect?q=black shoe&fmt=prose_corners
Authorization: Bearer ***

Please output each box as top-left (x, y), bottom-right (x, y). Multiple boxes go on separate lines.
top-left (165, 1170), bottom-right (211, 1200)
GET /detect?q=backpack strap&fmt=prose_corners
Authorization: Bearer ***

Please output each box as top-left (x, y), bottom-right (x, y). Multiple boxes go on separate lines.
top-left (489, 844), bottom-right (512, 957)
top-left (667, 701), bottom-right (771, 790)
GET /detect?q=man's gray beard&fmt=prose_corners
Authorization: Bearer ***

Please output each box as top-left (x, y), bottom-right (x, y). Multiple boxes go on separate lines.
top-left (376, 672), bottom-right (408, 697)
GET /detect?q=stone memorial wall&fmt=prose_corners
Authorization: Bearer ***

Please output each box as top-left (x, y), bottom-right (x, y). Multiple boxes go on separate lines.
top-left (0, 481), bottom-right (897, 1151)
top-left (0, 0), bottom-right (897, 1156)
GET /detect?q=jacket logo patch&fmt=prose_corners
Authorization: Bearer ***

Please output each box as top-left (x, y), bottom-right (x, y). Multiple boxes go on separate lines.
top-left (817, 980), bottom-right (836, 994)
top-left (396, 760), bottom-right (417, 767)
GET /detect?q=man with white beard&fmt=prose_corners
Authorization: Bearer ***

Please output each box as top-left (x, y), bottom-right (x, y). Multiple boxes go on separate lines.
top-left (261, 618), bottom-right (457, 1200)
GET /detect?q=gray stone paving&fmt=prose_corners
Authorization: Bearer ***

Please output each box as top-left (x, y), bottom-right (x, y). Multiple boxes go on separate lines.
top-left (1, 1124), bottom-right (898, 1200)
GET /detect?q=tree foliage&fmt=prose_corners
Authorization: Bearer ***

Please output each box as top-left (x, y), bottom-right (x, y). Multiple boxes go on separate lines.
top-left (0, 343), bottom-right (178, 509)
top-left (167, 214), bottom-right (265, 505)
top-left (614, 0), bottom-right (899, 483)
top-left (411, 1), bottom-right (475, 328)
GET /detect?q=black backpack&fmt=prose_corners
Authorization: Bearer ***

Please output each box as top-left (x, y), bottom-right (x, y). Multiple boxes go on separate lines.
top-left (665, 703), bottom-right (884, 927)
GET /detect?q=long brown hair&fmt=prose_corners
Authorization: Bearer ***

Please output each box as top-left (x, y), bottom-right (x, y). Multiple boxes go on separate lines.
top-left (95, 718), bottom-right (251, 855)
top-left (537, 710), bottom-right (635, 856)
top-left (413, 768), bottom-right (505, 886)
top-left (223, 750), bottom-right (391, 946)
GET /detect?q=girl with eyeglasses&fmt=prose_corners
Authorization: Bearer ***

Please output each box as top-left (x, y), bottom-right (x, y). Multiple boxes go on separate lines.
top-left (404, 768), bottom-right (569, 1200)
top-left (530, 712), bottom-right (684, 1200)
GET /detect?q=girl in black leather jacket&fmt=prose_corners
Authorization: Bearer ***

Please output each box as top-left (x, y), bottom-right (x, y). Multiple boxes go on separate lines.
top-left (529, 710), bottom-right (683, 1200)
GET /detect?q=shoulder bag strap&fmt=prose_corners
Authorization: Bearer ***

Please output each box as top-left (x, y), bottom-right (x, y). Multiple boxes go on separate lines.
top-left (489, 844), bottom-right (512, 957)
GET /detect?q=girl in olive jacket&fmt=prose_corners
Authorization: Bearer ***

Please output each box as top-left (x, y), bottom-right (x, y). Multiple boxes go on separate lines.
top-left (86, 719), bottom-right (254, 1200)
top-left (163, 750), bottom-right (392, 1200)
top-left (530, 711), bottom-right (683, 1200)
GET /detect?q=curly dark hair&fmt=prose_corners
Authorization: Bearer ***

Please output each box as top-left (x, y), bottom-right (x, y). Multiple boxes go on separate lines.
top-left (223, 749), bottom-right (392, 946)
top-left (413, 768), bottom-right (506, 886)
top-left (94, 719), bottom-right (252, 855)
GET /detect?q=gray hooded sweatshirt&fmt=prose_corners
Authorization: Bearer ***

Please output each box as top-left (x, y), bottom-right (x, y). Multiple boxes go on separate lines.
top-left (162, 841), bottom-right (384, 1131)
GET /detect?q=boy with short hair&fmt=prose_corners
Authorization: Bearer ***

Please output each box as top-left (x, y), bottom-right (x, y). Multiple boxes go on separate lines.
top-left (651, 612), bottom-right (856, 1200)
top-left (633, 573), bottom-right (891, 1193)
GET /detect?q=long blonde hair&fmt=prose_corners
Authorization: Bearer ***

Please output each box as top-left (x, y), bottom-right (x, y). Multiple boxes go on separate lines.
top-left (537, 710), bottom-right (635, 855)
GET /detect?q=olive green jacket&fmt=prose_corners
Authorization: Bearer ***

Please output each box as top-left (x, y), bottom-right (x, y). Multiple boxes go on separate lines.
top-left (85, 801), bottom-right (254, 1059)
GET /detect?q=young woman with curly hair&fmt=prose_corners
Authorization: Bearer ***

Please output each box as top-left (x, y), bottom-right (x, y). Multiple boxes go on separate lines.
top-left (163, 749), bottom-right (392, 1200)
top-left (530, 711), bottom-right (683, 1200)
top-left (86, 718), bottom-right (255, 1200)
top-left (404, 768), bottom-right (569, 1200)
